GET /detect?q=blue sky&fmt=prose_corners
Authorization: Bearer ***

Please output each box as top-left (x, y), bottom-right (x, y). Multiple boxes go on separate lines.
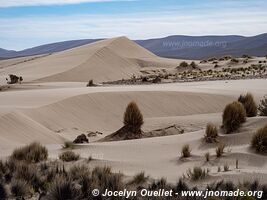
top-left (0, 0), bottom-right (267, 50)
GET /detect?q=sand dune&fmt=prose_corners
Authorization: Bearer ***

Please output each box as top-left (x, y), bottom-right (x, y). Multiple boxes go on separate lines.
top-left (0, 37), bottom-right (180, 83)
top-left (0, 111), bottom-right (63, 150)
top-left (18, 91), bottom-right (233, 135)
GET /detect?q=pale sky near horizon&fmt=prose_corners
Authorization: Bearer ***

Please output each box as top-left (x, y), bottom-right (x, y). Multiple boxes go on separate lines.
top-left (0, 0), bottom-right (266, 50)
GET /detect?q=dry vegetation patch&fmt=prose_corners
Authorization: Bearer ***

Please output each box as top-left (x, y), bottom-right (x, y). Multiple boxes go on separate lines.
top-left (251, 124), bottom-right (267, 153)
top-left (222, 101), bottom-right (246, 134)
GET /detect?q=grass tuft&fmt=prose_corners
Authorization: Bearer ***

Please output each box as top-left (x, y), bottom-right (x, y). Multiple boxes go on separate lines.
top-left (11, 142), bottom-right (48, 163)
top-left (59, 151), bottom-right (80, 162)
top-left (222, 101), bottom-right (246, 133)
top-left (251, 124), bottom-right (267, 153)
top-left (180, 144), bottom-right (191, 158)
top-left (204, 123), bottom-right (218, 143)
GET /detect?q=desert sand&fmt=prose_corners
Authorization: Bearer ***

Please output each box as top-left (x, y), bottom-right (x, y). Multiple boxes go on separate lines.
top-left (0, 37), bottom-right (267, 186)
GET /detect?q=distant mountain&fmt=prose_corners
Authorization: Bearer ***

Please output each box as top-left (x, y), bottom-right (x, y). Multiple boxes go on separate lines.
top-left (1, 34), bottom-right (267, 60)
top-left (0, 39), bottom-right (101, 59)
top-left (0, 48), bottom-right (16, 58)
top-left (136, 33), bottom-right (267, 59)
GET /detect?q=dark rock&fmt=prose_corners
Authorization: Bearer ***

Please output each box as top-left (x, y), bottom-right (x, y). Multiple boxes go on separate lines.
top-left (73, 134), bottom-right (89, 144)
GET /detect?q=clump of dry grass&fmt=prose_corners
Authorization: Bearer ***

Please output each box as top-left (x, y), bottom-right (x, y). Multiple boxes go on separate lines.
top-left (11, 179), bottom-right (31, 198)
top-left (186, 167), bottom-right (208, 181)
top-left (59, 151), bottom-right (80, 162)
top-left (123, 101), bottom-right (144, 131)
top-left (224, 163), bottom-right (230, 172)
top-left (0, 182), bottom-right (7, 200)
top-left (91, 166), bottom-right (124, 194)
top-left (180, 144), bottom-right (191, 158)
top-left (205, 152), bottom-right (210, 162)
top-left (251, 124), bottom-right (267, 153)
top-left (204, 123), bottom-right (218, 143)
top-left (48, 176), bottom-right (80, 200)
top-left (86, 79), bottom-right (95, 87)
top-left (258, 95), bottom-right (267, 116)
top-left (216, 143), bottom-right (226, 158)
top-left (11, 142), bottom-right (48, 163)
top-left (128, 171), bottom-right (149, 185)
top-left (222, 101), bottom-right (246, 133)
top-left (238, 93), bottom-right (257, 117)
top-left (179, 61), bottom-right (189, 68)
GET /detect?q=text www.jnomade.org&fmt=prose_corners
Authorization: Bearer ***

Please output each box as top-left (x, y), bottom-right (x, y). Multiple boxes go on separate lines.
top-left (91, 188), bottom-right (263, 199)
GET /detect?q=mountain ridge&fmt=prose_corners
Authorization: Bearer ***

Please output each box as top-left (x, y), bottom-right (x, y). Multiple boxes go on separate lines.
top-left (1, 33), bottom-right (267, 60)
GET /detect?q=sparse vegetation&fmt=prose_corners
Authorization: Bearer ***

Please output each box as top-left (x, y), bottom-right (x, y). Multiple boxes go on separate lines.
top-left (258, 95), bottom-right (267, 116)
top-left (224, 163), bottom-right (230, 172)
top-left (11, 142), bottom-right (48, 163)
top-left (238, 93), bottom-right (257, 117)
top-left (0, 142), bottom-right (266, 199)
top-left (11, 179), bottom-right (31, 198)
top-left (222, 101), bottom-right (246, 133)
top-left (123, 101), bottom-right (144, 131)
top-left (231, 58), bottom-right (239, 63)
top-left (48, 176), bottom-right (80, 200)
top-left (251, 124), bottom-right (267, 153)
top-left (189, 61), bottom-right (198, 69)
top-left (216, 143), bottom-right (226, 158)
top-left (180, 144), bottom-right (191, 158)
top-left (128, 171), bottom-right (149, 185)
top-left (187, 167), bottom-right (208, 181)
top-left (204, 123), bottom-right (218, 143)
top-left (0, 182), bottom-right (7, 200)
top-left (59, 151), bottom-right (80, 162)
top-left (86, 79), bottom-right (95, 87)
top-left (179, 61), bottom-right (189, 68)
top-left (205, 152), bottom-right (210, 162)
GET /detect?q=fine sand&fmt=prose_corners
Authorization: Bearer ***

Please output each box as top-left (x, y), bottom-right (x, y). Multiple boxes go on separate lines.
top-left (0, 37), bottom-right (267, 185)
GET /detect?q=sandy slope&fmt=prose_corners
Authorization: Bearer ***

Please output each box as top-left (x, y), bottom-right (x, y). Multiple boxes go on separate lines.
top-left (21, 91), bottom-right (234, 134)
top-left (0, 37), bottom-right (180, 84)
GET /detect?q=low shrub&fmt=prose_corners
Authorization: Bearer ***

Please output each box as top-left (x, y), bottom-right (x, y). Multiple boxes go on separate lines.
top-left (180, 144), bottom-right (191, 158)
top-left (251, 124), bottom-right (267, 153)
top-left (222, 101), bottom-right (246, 133)
top-left (0, 182), bottom-right (7, 199)
top-left (179, 61), bottom-right (189, 68)
top-left (11, 179), bottom-right (31, 198)
top-left (189, 61), bottom-right (198, 69)
top-left (216, 143), bottom-right (226, 158)
top-left (59, 151), bottom-right (80, 162)
top-left (258, 95), bottom-right (267, 116)
top-left (204, 123), bottom-right (218, 143)
top-left (149, 178), bottom-right (169, 190)
top-left (128, 171), bottom-right (149, 185)
top-left (223, 163), bottom-right (230, 172)
top-left (69, 165), bottom-right (90, 181)
top-left (123, 101), bottom-right (144, 131)
top-left (91, 166), bottom-right (123, 193)
top-left (11, 142), bottom-right (48, 163)
top-left (231, 58), bottom-right (239, 63)
top-left (48, 177), bottom-right (80, 200)
top-left (205, 152), bottom-right (210, 162)
top-left (86, 79), bottom-right (95, 87)
top-left (238, 93), bottom-right (257, 117)
top-left (187, 167), bottom-right (208, 181)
